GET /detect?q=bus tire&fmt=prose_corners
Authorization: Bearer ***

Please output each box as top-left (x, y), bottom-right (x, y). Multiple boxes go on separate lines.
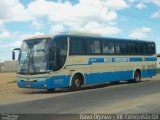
top-left (133, 70), bottom-right (141, 83)
top-left (111, 81), bottom-right (120, 84)
top-left (47, 88), bottom-right (55, 93)
top-left (71, 75), bottom-right (82, 90)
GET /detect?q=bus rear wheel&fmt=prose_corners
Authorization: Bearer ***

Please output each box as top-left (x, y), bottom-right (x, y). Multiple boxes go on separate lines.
top-left (132, 70), bottom-right (141, 83)
top-left (71, 75), bottom-right (82, 90)
top-left (111, 81), bottom-right (120, 84)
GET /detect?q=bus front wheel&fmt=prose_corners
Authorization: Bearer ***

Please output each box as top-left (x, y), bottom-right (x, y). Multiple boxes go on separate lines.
top-left (47, 88), bottom-right (55, 93)
top-left (71, 75), bottom-right (82, 90)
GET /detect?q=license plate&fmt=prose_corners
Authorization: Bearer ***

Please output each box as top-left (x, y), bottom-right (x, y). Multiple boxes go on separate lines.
top-left (26, 84), bottom-right (32, 88)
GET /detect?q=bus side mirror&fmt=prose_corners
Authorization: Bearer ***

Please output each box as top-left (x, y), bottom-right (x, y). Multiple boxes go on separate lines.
top-left (12, 51), bottom-right (15, 60)
top-left (12, 48), bottom-right (20, 60)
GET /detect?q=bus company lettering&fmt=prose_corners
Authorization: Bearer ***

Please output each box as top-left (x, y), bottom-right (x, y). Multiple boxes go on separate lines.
top-left (114, 58), bottom-right (129, 62)
top-left (104, 58), bottom-right (129, 63)
top-left (104, 58), bottom-right (113, 63)
top-left (90, 58), bottom-right (97, 62)
top-left (55, 79), bottom-right (63, 84)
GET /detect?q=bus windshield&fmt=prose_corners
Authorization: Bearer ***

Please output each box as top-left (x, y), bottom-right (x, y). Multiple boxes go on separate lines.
top-left (18, 38), bottom-right (50, 74)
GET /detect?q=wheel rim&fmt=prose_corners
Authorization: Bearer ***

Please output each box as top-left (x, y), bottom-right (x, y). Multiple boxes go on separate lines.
top-left (75, 79), bottom-right (81, 88)
top-left (135, 73), bottom-right (140, 82)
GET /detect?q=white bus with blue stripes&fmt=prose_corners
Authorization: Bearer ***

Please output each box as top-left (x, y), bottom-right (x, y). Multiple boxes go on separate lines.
top-left (12, 32), bottom-right (157, 92)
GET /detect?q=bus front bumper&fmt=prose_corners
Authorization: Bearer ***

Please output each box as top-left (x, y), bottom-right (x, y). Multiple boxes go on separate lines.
top-left (16, 75), bottom-right (71, 89)
top-left (17, 80), bottom-right (48, 89)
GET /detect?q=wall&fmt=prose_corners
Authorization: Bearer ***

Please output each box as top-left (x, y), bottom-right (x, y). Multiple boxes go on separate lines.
top-left (0, 62), bottom-right (4, 72)
top-left (0, 61), bottom-right (17, 72)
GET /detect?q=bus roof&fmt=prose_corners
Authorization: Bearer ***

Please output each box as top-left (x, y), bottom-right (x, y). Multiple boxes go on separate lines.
top-left (23, 34), bottom-right (54, 40)
top-left (23, 32), bottom-right (154, 43)
top-left (24, 32), bottom-right (101, 40)
top-left (55, 32), bottom-right (154, 43)
top-left (60, 31), bottom-right (101, 36)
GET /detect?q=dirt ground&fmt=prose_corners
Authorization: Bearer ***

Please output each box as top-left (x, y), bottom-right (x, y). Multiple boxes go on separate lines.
top-left (0, 72), bottom-right (160, 105)
top-left (0, 73), bottom-right (70, 105)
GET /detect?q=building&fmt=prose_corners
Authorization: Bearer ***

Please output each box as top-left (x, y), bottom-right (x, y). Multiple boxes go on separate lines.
top-left (0, 62), bottom-right (4, 72)
top-left (157, 54), bottom-right (160, 68)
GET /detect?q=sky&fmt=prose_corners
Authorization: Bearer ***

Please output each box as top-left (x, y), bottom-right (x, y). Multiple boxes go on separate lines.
top-left (0, 0), bottom-right (160, 61)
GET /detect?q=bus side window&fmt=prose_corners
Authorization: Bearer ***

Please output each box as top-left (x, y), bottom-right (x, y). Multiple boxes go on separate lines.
top-left (70, 37), bottom-right (85, 55)
top-left (115, 42), bottom-right (127, 54)
top-left (94, 40), bottom-right (101, 54)
top-left (102, 41), bottom-right (115, 54)
top-left (127, 42), bottom-right (138, 55)
top-left (50, 37), bottom-right (67, 70)
top-left (86, 40), bottom-right (94, 54)
top-left (56, 38), bottom-right (67, 68)
top-left (139, 43), bottom-right (148, 55)
top-left (86, 39), bottom-right (101, 54)
top-left (148, 42), bottom-right (155, 55)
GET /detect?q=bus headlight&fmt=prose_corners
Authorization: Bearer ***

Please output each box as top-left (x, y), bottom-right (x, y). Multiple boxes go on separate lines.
top-left (37, 78), bottom-right (47, 81)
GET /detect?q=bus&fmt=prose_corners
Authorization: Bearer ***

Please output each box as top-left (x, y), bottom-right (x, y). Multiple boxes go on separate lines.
top-left (12, 32), bottom-right (157, 91)
top-left (157, 54), bottom-right (160, 68)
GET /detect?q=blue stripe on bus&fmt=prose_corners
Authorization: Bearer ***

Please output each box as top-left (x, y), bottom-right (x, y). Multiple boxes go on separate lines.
top-left (129, 58), bottom-right (142, 62)
top-left (46, 75), bottom-right (70, 89)
top-left (84, 68), bottom-right (157, 85)
top-left (145, 57), bottom-right (157, 61)
top-left (85, 70), bottom-right (133, 84)
top-left (66, 57), bottom-right (157, 67)
top-left (88, 58), bottom-right (105, 64)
